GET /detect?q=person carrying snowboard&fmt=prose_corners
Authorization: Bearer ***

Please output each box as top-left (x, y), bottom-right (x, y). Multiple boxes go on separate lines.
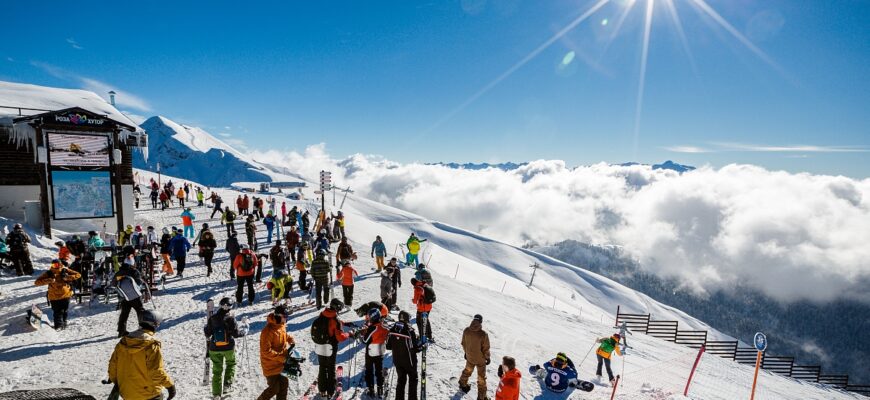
top-left (336, 259), bottom-right (359, 307)
top-left (362, 307), bottom-right (390, 397)
top-left (310, 249), bottom-right (332, 309)
top-left (311, 299), bottom-right (352, 398)
top-left (494, 356), bottom-right (520, 400)
top-left (205, 297), bottom-right (247, 398)
top-left (405, 233), bottom-right (426, 267)
top-left (34, 259), bottom-right (80, 330)
top-left (411, 278), bottom-right (434, 342)
top-left (180, 207), bottom-right (196, 238)
top-left (595, 333), bottom-right (622, 384)
top-left (114, 246), bottom-right (146, 337)
top-left (108, 310), bottom-right (176, 400)
top-left (459, 314), bottom-right (491, 400)
top-left (233, 244), bottom-right (258, 306)
top-left (196, 223), bottom-right (217, 276)
top-left (371, 235), bottom-right (387, 271)
top-left (387, 310), bottom-right (421, 400)
top-left (258, 305), bottom-right (295, 400)
top-left (530, 352), bottom-right (585, 393)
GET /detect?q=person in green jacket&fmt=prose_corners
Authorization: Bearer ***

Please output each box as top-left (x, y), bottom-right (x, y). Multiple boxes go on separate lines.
top-left (268, 269), bottom-right (294, 306)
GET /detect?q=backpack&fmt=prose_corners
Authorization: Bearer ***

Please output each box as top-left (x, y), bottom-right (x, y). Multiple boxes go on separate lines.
top-left (241, 253), bottom-right (255, 272)
top-left (6, 232), bottom-right (23, 249)
top-left (422, 285), bottom-right (436, 304)
top-left (226, 211), bottom-right (236, 221)
top-left (117, 276), bottom-right (141, 301)
top-left (311, 315), bottom-right (332, 345)
top-left (210, 316), bottom-right (230, 347)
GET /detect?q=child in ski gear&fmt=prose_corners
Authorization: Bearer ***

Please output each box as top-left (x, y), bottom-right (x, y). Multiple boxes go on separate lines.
top-left (495, 356), bottom-right (520, 400)
top-left (310, 249), bottom-right (332, 309)
top-left (233, 245), bottom-right (258, 306)
top-left (596, 333), bottom-right (622, 383)
top-left (371, 235), bottom-right (387, 271)
top-left (34, 259), bottom-right (80, 330)
top-left (363, 307), bottom-right (391, 397)
top-left (459, 314), bottom-right (491, 399)
top-left (205, 297), bottom-right (245, 397)
top-left (180, 208), bottom-right (196, 238)
top-left (169, 233), bottom-right (191, 277)
top-left (115, 248), bottom-right (146, 337)
top-left (336, 259), bottom-right (359, 306)
top-left (258, 306), bottom-right (295, 400)
top-left (387, 311), bottom-right (421, 400)
top-left (55, 240), bottom-right (71, 265)
top-left (312, 299), bottom-right (352, 398)
top-left (225, 232), bottom-right (240, 279)
top-left (405, 233), bottom-right (426, 267)
top-left (411, 278), bottom-right (434, 341)
top-left (6, 224), bottom-right (33, 276)
top-left (531, 352), bottom-right (581, 393)
top-left (264, 211), bottom-right (276, 244)
top-left (196, 224), bottom-right (217, 276)
top-left (108, 310), bottom-right (176, 400)
top-left (268, 269), bottom-right (294, 305)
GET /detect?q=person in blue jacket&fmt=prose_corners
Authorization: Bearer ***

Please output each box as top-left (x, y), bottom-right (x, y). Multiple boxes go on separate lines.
top-left (529, 352), bottom-right (581, 394)
top-left (169, 233), bottom-right (191, 278)
top-left (263, 211), bottom-right (276, 244)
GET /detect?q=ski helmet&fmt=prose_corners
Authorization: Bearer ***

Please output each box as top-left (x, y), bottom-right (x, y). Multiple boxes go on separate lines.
top-left (398, 310), bottom-right (411, 323)
top-left (139, 310), bottom-right (163, 331)
top-left (219, 297), bottom-right (233, 310)
top-left (613, 333), bottom-right (621, 339)
top-left (367, 308), bottom-right (382, 323)
top-left (472, 314), bottom-right (483, 323)
top-left (202, 223), bottom-right (209, 229)
top-left (54, 240), bottom-right (65, 247)
top-left (329, 298), bottom-right (345, 312)
top-left (13, 223), bottom-right (22, 230)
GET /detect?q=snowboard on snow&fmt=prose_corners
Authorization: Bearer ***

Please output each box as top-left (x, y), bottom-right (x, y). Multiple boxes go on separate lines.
top-left (26, 304), bottom-right (44, 329)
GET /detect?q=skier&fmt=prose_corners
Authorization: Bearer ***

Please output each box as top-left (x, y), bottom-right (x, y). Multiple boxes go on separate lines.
top-left (336, 259), bottom-right (359, 307)
top-left (371, 235), bottom-right (387, 271)
top-left (311, 299), bottom-right (352, 398)
top-left (33, 259), bottom-right (80, 330)
top-left (6, 223), bottom-right (33, 276)
top-left (459, 314), bottom-right (491, 400)
top-left (494, 356), bottom-right (520, 400)
top-left (263, 211), bottom-right (276, 244)
top-left (386, 258), bottom-right (401, 309)
top-left (181, 207), bottom-right (196, 238)
top-left (107, 310), bottom-right (176, 400)
top-left (362, 307), bottom-right (390, 397)
top-left (267, 268), bottom-right (294, 306)
top-left (595, 333), bottom-right (622, 384)
top-left (295, 241), bottom-right (312, 291)
top-left (269, 239), bottom-right (287, 272)
top-left (415, 263), bottom-right (433, 287)
top-left (169, 231), bottom-right (191, 278)
top-left (330, 211), bottom-right (345, 241)
top-left (285, 225), bottom-right (300, 264)
top-left (159, 190), bottom-right (169, 210)
top-left (310, 249), bottom-right (332, 309)
top-left (204, 297), bottom-right (247, 398)
top-left (150, 188), bottom-right (159, 209)
top-left (221, 206), bottom-right (237, 235)
top-left (405, 233), bottom-right (426, 267)
top-left (210, 194), bottom-right (224, 218)
top-left (196, 223), bottom-right (217, 276)
top-left (530, 352), bottom-right (582, 393)
top-left (245, 215), bottom-right (258, 251)
top-left (380, 269), bottom-right (395, 310)
top-left (301, 210), bottom-right (311, 234)
top-left (115, 246), bottom-right (146, 337)
top-left (387, 310), bottom-right (420, 400)
top-left (225, 232), bottom-right (240, 279)
top-left (176, 187), bottom-right (186, 207)
top-left (411, 278), bottom-right (434, 342)
top-left (335, 236), bottom-right (354, 271)
top-left (258, 305), bottom-right (295, 400)
top-left (233, 244), bottom-right (258, 306)
top-left (159, 228), bottom-right (174, 276)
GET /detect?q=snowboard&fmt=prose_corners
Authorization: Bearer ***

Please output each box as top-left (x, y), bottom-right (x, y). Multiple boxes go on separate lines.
top-left (335, 365), bottom-right (344, 400)
top-left (26, 304), bottom-right (43, 329)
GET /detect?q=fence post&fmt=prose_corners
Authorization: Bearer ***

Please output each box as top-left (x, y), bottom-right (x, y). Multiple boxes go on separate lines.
top-left (500, 281), bottom-right (506, 293)
top-left (684, 345), bottom-right (706, 396)
top-left (615, 305), bottom-right (620, 327)
top-left (453, 263), bottom-right (459, 279)
top-left (552, 296), bottom-right (556, 309)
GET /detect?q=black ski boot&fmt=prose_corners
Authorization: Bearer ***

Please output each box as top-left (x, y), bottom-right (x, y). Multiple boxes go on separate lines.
top-left (459, 383), bottom-right (471, 393)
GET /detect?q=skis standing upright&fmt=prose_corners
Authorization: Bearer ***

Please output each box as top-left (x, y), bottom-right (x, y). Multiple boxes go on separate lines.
top-left (420, 312), bottom-right (429, 400)
top-left (335, 365), bottom-right (345, 400)
top-left (202, 299), bottom-right (214, 386)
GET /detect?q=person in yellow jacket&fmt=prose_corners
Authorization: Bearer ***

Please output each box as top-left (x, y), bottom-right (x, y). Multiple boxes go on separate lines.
top-left (108, 310), bottom-right (177, 400)
top-left (34, 259), bottom-right (80, 330)
top-left (176, 187), bottom-right (186, 208)
top-left (405, 233), bottom-right (427, 267)
top-left (595, 333), bottom-right (622, 384)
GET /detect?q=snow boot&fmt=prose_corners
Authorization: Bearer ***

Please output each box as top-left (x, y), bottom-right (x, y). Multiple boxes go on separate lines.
top-left (377, 385), bottom-right (383, 397)
top-left (459, 383), bottom-right (471, 393)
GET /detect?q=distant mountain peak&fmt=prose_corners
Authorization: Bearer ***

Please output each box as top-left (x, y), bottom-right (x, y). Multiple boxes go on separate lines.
top-left (652, 160), bottom-right (695, 173)
top-left (428, 162), bottom-right (526, 171)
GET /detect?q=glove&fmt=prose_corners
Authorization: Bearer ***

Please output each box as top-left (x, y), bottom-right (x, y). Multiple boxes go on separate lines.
top-left (497, 366), bottom-right (504, 378)
top-left (486, 358), bottom-right (491, 365)
top-left (464, 353), bottom-right (466, 360)
top-left (166, 385), bottom-right (176, 400)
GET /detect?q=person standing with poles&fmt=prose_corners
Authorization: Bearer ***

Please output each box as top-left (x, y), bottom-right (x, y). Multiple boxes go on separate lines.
top-left (458, 314), bottom-right (491, 400)
top-left (311, 299), bottom-right (352, 398)
top-left (258, 305), bottom-right (295, 400)
top-left (595, 333), bottom-right (622, 385)
top-left (204, 297), bottom-right (247, 398)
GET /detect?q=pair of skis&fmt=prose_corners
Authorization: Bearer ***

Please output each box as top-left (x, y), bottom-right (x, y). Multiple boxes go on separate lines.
top-left (420, 312), bottom-right (429, 400)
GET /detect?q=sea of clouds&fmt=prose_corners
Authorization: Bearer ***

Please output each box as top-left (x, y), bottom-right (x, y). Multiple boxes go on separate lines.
top-left (258, 144), bottom-right (870, 304)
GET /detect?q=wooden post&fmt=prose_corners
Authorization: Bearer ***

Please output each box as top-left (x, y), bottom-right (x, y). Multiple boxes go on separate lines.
top-left (750, 351), bottom-right (763, 400)
top-left (684, 345), bottom-right (706, 396)
top-left (528, 262), bottom-right (540, 287)
top-left (454, 263), bottom-right (459, 279)
top-left (500, 281), bottom-right (506, 293)
top-left (615, 305), bottom-right (621, 328)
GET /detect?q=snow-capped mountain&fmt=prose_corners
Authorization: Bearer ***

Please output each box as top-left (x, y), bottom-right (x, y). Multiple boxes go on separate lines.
top-left (428, 161), bottom-right (527, 171)
top-left (132, 116), bottom-right (272, 187)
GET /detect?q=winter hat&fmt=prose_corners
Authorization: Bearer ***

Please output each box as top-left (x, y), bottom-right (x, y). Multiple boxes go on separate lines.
top-left (202, 223), bottom-right (209, 229)
top-left (139, 310), bottom-right (163, 331)
top-left (54, 240), bottom-right (65, 247)
top-left (274, 305), bottom-right (289, 318)
top-left (135, 225), bottom-right (142, 232)
top-left (613, 333), bottom-right (621, 339)
top-left (162, 227), bottom-right (169, 234)
top-left (50, 259), bottom-right (62, 268)
top-left (473, 314), bottom-right (483, 323)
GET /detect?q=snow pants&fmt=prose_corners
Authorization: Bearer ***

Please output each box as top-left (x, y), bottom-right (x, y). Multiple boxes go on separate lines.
top-left (209, 349), bottom-right (236, 396)
top-left (406, 253), bottom-right (418, 267)
top-left (317, 352), bottom-right (338, 396)
top-left (118, 298), bottom-right (144, 335)
top-left (183, 225), bottom-right (194, 238)
top-left (459, 361), bottom-right (487, 399)
top-left (315, 281), bottom-right (330, 309)
top-left (201, 251), bottom-right (214, 275)
top-left (375, 256), bottom-right (385, 271)
top-left (236, 275), bottom-right (255, 305)
top-left (394, 364), bottom-right (418, 400)
top-left (342, 284), bottom-right (354, 307)
top-left (266, 225), bottom-right (274, 244)
top-left (257, 374), bottom-right (288, 400)
top-left (596, 354), bottom-right (614, 381)
top-left (364, 354), bottom-right (384, 391)
top-left (50, 298), bottom-right (70, 329)
top-left (175, 255), bottom-right (187, 276)
top-left (161, 253), bottom-right (174, 275)
top-left (11, 249), bottom-right (33, 275)
top-left (416, 311), bottom-right (432, 342)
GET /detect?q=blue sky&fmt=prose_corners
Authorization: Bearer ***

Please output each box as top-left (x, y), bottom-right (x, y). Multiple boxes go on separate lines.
top-left (2, 0), bottom-right (868, 177)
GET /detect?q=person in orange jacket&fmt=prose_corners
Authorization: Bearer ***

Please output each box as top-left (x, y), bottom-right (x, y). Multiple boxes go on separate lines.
top-left (258, 305), bottom-right (295, 400)
top-left (495, 356), bottom-right (521, 400)
top-left (34, 259), bottom-right (80, 330)
top-left (411, 278), bottom-right (434, 342)
top-left (55, 240), bottom-right (71, 266)
top-left (362, 307), bottom-right (391, 397)
top-left (336, 259), bottom-right (359, 307)
top-left (233, 244), bottom-right (259, 306)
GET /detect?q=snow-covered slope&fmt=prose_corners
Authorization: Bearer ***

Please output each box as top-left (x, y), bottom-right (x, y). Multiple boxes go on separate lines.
top-left (0, 170), bottom-right (861, 400)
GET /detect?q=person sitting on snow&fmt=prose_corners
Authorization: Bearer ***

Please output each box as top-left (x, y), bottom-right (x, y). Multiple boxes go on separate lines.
top-left (530, 352), bottom-right (584, 393)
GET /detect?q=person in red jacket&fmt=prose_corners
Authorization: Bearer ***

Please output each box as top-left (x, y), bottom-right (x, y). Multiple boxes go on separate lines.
top-left (336, 260), bottom-right (359, 307)
top-left (495, 356), bottom-right (520, 400)
top-left (362, 307), bottom-right (391, 397)
top-left (411, 278), bottom-right (433, 342)
top-left (233, 245), bottom-right (258, 306)
top-left (313, 299), bottom-right (352, 398)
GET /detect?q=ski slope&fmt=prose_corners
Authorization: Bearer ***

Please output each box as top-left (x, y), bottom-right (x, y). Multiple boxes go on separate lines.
top-left (0, 170), bottom-right (862, 400)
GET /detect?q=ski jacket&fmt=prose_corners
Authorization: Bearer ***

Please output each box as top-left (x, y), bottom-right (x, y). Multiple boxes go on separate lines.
top-left (197, 230), bottom-right (217, 253)
top-left (236, 197), bottom-right (243, 209)
top-left (406, 236), bottom-right (426, 255)
top-left (57, 246), bottom-right (71, 263)
top-left (225, 236), bottom-right (240, 257)
top-left (285, 230), bottom-right (300, 248)
top-left (169, 235), bottom-right (191, 257)
top-left (310, 256), bottom-right (332, 284)
top-left (259, 313), bottom-right (294, 377)
top-left (321, 308), bottom-right (351, 344)
top-left (387, 264), bottom-right (401, 288)
top-left (159, 191), bottom-right (169, 202)
top-left (269, 272), bottom-right (293, 300)
top-left (412, 282), bottom-right (433, 312)
top-left (596, 336), bottom-right (622, 359)
top-left (107, 329), bottom-right (174, 400)
top-left (233, 250), bottom-right (259, 277)
top-left (5, 230), bottom-right (29, 252)
top-left (337, 264), bottom-right (358, 287)
top-left (118, 228), bottom-right (134, 246)
top-left (371, 240), bottom-right (387, 257)
top-left (87, 235), bottom-right (105, 250)
top-left (540, 357), bottom-right (577, 393)
top-left (263, 215), bottom-right (275, 229)
top-left (159, 234), bottom-right (171, 255)
top-left (387, 321), bottom-right (419, 369)
top-left (364, 322), bottom-right (390, 357)
top-left (34, 265), bottom-right (80, 301)
top-left (114, 264), bottom-right (144, 287)
top-left (180, 210), bottom-right (195, 226)
top-left (221, 210), bottom-right (236, 223)
top-left (176, 188), bottom-right (185, 199)
top-left (0, 239), bottom-right (9, 254)
top-left (68, 239), bottom-right (86, 259)
top-left (204, 309), bottom-right (242, 352)
top-left (314, 235), bottom-right (330, 253)
top-left (380, 273), bottom-right (393, 300)
top-left (269, 245), bottom-right (287, 269)
top-left (196, 191), bottom-right (204, 201)
top-left (461, 320), bottom-right (491, 365)
top-left (296, 247), bottom-right (312, 271)
top-left (495, 367), bottom-right (521, 400)
top-left (336, 242), bottom-right (354, 260)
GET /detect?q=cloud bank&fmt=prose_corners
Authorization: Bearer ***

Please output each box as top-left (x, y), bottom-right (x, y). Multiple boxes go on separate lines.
top-left (257, 145), bottom-right (870, 304)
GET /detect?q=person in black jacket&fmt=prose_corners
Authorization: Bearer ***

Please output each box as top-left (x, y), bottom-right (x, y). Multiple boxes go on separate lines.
top-left (310, 250), bottom-right (332, 309)
top-left (387, 310), bottom-right (421, 400)
top-left (204, 297), bottom-right (246, 397)
top-left (386, 258), bottom-right (402, 310)
top-left (225, 233), bottom-right (240, 279)
top-left (196, 224), bottom-right (218, 277)
top-left (6, 224), bottom-right (33, 276)
top-left (114, 246), bottom-right (146, 337)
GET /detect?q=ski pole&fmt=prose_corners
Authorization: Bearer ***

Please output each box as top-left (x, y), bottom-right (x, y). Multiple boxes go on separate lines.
top-left (578, 341), bottom-right (597, 369)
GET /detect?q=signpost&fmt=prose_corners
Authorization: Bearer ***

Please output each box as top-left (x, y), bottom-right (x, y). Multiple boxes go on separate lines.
top-left (750, 332), bottom-right (767, 400)
top-left (319, 171), bottom-right (332, 228)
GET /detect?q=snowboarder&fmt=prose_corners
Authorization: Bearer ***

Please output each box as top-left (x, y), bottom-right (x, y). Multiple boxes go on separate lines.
top-left (233, 244), bottom-right (258, 306)
top-left (310, 249), bottom-right (332, 309)
top-left (411, 278), bottom-right (434, 342)
top-left (386, 258), bottom-right (402, 308)
top-left (245, 215), bottom-right (258, 251)
top-left (108, 310), bottom-right (176, 400)
top-left (225, 232), bottom-right (240, 279)
top-left (169, 232), bottom-right (191, 278)
top-left (258, 305), bottom-right (295, 400)
top-left (494, 356), bottom-right (520, 400)
top-left (115, 247), bottom-right (147, 337)
top-left (362, 307), bottom-right (391, 397)
top-left (387, 310), bottom-right (421, 400)
top-left (371, 235), bottom-right (387, 271)
top-left (204, 297), bottom-right (247, 398)
top-left (459, 314), bottom-right (491, 400)
top-left (181, 208), bottom-right (196, 238)
top-left (336, 259), bottom-right (359, 307)
top-left (263, 211), bottom-right (276, 244)
top-left (6, 224), bottom-right (33, 276)
top-left (311, 299), bottom-right (352, 398)
top-left (405, 233), bottom-right (426, 267)
top-left (221, 206), bottom-right (237, 235)
top-left (196, 224), bottom-right (217, 276)
top-left (33, 259), bottom-right (80, 330)
top-left (595, 333), bottom-right (622, 384)
top-left (530, 352), bottom-right (588, 393)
